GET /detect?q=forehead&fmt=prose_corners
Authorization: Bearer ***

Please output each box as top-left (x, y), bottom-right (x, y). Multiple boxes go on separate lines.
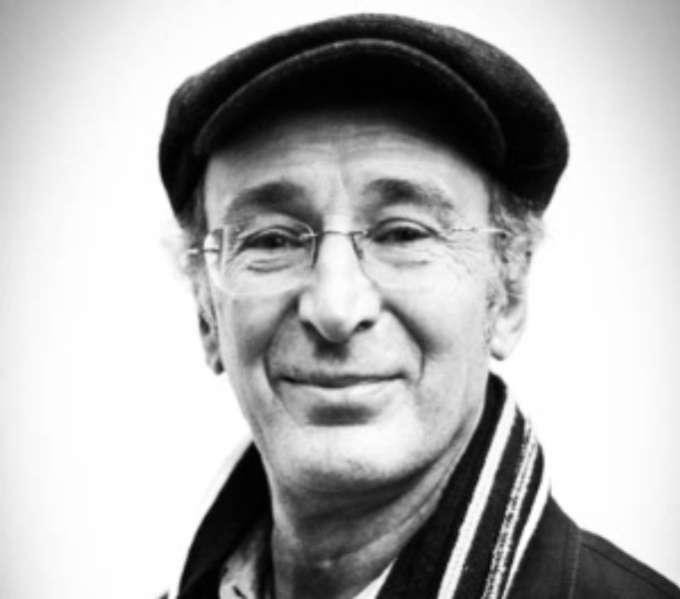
top-left (203, 104), bottom-right (492, 225)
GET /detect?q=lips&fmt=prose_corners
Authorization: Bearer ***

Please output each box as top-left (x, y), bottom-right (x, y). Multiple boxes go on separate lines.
top-left (274, 369), bottom-right (403, 425)
top-left (270, 361), bottom-right (403, 389)
top-left (280, 372), bottom-right (398, 388)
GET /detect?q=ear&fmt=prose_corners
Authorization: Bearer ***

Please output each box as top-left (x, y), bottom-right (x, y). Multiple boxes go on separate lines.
top-left (194, 276), bottom-right (224, 375)
top-left (489, 274), bottom-right (528, 361)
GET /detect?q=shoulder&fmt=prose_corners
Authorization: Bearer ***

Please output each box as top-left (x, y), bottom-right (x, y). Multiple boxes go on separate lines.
top-left (512, 498), bottom-right (680, 599)
top-left (574, 530), bottom-right (680, 598)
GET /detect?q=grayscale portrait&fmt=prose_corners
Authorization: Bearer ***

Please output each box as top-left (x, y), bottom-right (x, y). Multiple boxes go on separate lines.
top-left (1, 3), bottom-right (679, 599)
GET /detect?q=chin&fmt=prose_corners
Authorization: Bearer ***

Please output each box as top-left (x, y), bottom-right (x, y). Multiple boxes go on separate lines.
top-left (273, 425), bottom-right (435, 494)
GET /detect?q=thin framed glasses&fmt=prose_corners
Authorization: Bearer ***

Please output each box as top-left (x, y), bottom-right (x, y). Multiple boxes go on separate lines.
top-left (189, 219), bottom-right (508, 296)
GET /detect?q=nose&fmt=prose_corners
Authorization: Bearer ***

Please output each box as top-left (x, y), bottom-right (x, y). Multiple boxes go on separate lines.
top-left (298, 232), bottom-right (381, 343)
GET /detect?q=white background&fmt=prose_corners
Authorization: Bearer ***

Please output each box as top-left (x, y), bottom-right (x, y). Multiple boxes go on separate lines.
top-left (1, 1), bottom-right (679, 597)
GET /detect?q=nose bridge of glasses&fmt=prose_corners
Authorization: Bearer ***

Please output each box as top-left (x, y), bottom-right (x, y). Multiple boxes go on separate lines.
top-left (307, 228), bottom-right (373, 286)
top-left (312, 229), bottom-right (365, 261)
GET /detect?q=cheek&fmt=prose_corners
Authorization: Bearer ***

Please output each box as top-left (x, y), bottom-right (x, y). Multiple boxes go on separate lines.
top-left (388, 269), bottom-right (493, 363)
top-left (214, 295), bottom-right (297, 444)
top-left (215, 294), bottom-right (293, 381)
top-left (409, 282), bottom-right (493, 418)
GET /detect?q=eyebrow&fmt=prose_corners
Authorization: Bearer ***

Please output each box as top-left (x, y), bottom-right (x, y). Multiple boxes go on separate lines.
top-left (217, 180), bottom-right (307, 225)
top-left (363, 178), bottom-right (463, 223)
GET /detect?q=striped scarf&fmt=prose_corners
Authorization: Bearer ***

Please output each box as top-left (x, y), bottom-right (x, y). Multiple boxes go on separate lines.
top-left (376, 374), bottom-right (549, 599)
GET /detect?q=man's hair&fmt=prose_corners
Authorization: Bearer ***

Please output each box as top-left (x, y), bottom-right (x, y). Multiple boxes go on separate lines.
top-left (488, 183), bottom-right (544, 302)
top-left (173, 175), bottom-right (544, 306)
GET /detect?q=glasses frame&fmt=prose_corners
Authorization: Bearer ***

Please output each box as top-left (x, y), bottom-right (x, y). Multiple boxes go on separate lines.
top-left (188, 223), bottom-right (509, 296)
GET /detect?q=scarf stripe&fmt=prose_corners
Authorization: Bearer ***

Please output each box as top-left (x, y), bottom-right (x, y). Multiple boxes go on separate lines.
top-left (483, 426), bottom-right (539, 599)
top-left (503, 457), bottom-right (550, 597)
top-left (450, 403), bottom-right (526, 598)
top-left (436, 395), bottom-right (517, 599)
top-left (435, 394), bottom-right (548, 599)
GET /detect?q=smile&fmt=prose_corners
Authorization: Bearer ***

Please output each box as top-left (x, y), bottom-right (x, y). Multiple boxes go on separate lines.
top-left (277, 375), bottom-right (401, 425)
top-left (282, 373), bottom-right (397, 388)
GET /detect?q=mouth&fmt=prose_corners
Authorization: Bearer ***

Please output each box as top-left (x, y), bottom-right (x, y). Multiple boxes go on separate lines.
top-left (281, 373), bottom-right (397, 388)
top-left (276, 373), bottom-right (402, 425)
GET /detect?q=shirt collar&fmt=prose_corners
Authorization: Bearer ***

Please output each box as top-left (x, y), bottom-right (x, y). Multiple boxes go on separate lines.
top-left (219, 517), bottom-right (272, 599)
top-left (217, 516), bottom-right (393, 599)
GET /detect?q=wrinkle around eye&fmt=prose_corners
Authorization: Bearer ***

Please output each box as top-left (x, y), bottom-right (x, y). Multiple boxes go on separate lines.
top-left (240, 229), bottom-right (307, 252)
top-left (224, 215), bottom-right (313, 246)
top-left (364, 204), bottom-right (463, 236)
top-left (369, 220), bottom-right (436, 246)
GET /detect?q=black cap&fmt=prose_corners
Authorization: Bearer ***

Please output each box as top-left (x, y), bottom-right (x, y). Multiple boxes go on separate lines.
top-left (159, 13), bottom-right (568, 221)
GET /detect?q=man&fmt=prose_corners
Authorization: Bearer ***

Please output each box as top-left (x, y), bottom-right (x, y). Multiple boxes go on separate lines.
top-left (158, 13), bottom-right (679, 599)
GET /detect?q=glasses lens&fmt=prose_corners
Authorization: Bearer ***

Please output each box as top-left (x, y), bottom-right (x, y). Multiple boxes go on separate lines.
top-left (360, 225), bottom-right (501, 289)
top-left (206, 225), bottom-right (313, 296)
top-left (357, 221), bottom-right (448, 288)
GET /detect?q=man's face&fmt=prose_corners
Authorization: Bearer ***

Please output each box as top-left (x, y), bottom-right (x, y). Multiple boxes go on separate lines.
top-left (199, 106), bottom-right (522, 496)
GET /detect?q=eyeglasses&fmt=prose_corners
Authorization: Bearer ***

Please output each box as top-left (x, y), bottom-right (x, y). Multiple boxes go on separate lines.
top-left (190, 219), bottom-right (508, 296)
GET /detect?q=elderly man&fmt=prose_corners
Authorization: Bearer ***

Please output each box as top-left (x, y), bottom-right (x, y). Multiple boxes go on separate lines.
top-left (158, 13), bottom-right (679, 599)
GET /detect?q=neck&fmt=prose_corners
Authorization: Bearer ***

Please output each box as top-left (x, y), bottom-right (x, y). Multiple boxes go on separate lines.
top-left (268, 441), bottom-right (467, 599)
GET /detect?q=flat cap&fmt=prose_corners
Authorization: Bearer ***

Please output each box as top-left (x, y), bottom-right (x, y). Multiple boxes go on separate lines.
top-left (159, 13), bottom-right (568, 221)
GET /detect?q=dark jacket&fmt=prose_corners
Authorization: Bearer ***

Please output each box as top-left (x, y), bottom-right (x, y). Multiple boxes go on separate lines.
top-left (513, 498), bottom-right (679, 598)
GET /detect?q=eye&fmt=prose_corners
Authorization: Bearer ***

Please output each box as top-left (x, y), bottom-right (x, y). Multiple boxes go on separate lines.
top-left (370, 219), bottom-right (437, 246)
top-left (236, 226), bottom-right (308, 253)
